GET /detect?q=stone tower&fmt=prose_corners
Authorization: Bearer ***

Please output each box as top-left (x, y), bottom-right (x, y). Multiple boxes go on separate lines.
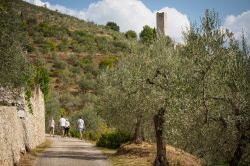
top-left (156, 12), bottom-right (167, 35)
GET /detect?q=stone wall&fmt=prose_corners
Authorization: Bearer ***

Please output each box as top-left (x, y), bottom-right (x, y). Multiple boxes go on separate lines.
top-left (0, 86), bottom-right (45, 165)
top-left (0, 106), bottom-right (24, 166)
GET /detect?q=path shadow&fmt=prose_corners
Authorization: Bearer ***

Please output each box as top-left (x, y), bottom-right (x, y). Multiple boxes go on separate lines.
top-left (42, 151), bottom-right (107, 160)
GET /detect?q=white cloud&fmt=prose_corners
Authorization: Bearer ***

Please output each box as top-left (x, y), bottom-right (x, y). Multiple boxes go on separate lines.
top-left (23, 0), bottom-right (190, 43)
top-left (24, 0), bottom-right (47, 7)
top-left (85, 0), bottom-right (154, 35)
top-left (23, 0), bottom-right (86, 19)
top-left (223, 11), bottom-right (250, 44)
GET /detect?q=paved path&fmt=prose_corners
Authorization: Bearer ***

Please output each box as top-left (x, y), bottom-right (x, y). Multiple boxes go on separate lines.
top-left (34, 136), bottom-right (110, 166)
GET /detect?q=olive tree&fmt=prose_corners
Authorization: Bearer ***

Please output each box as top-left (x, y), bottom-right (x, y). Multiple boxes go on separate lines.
top-left (98, 45), bottom-right (158, 143)
top-left (164, 9), bottom-right (250, 165)
top-left (98, 36), bottom-right (186, 165)
top-left (99, 9), bottom-right (250, 166)
top-left (0, 42), bottom-right (33, 88)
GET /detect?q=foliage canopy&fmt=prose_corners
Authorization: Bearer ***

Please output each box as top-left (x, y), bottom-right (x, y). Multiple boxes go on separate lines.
top-left (139, 25), bottom-right (156, 44)
top-left (106, 21), bottom-right (120, 32)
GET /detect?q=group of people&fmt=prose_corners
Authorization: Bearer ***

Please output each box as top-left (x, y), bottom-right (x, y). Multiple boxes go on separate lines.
top-left (49, 115), bottom-right (85, 140)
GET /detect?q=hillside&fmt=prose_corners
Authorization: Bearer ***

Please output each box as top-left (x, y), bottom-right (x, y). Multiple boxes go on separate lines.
top-left (0, 0), bottom-right (131, 121)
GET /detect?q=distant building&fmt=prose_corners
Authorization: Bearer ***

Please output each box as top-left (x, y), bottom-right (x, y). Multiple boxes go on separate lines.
top-left (156, 12), bottom-right (167, 35)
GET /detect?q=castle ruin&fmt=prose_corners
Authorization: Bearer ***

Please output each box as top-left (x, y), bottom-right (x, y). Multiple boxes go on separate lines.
top-left (156, 12), bottom-right (167, 35)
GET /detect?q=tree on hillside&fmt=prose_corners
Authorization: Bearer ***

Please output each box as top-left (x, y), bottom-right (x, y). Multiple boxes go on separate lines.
top-left (125, 30), bottom-right (137, 40)
top-left (0, 41), bottom-right (33, 88)
top-left (139, 25), bottom-right (156, 44)
top-left (106, 22), bottom-right (120, 32)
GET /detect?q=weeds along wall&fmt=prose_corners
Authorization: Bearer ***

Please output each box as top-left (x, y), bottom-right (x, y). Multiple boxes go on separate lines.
top-left (0, 86), bottom-right (45, 166)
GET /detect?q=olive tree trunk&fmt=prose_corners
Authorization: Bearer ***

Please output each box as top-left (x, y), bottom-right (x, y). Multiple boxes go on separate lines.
top-left (229, 105), bottom-right (248, 166)
top-left (153, 107), bottom-right (169, 166)
top-left (229, 133), bottom-right (247, 166)
top-left (132, 116), bottom-right (142, 144)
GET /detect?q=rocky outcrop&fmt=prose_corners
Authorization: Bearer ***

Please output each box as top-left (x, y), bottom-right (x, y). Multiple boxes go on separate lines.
top-left (0, 86), bottom-right (45, 166)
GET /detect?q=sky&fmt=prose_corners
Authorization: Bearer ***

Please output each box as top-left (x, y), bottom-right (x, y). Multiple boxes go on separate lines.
top-left (24, 0), bottom-right (250, 43)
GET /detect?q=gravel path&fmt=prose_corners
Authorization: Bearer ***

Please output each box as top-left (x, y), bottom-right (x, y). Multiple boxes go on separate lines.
top-left (34, 136), bottom-right (110, 166)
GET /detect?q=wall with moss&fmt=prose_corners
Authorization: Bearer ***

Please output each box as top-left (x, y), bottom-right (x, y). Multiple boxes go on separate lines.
top-left (0, 86), bottom-right (45, 165)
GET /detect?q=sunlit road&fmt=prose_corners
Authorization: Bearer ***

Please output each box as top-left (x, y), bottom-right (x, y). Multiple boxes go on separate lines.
top-left (34, 136), bottom-right (110, 166)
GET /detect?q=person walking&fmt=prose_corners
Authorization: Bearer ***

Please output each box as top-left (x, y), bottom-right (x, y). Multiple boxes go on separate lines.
top-left (77, 116), bottom-right (85, 140)
top-left (65, 119), bottom-right (70, 137)
top-left (59, 115), bottom-right (66, 137)
top-left (49, 117), bottom-right (55, 137)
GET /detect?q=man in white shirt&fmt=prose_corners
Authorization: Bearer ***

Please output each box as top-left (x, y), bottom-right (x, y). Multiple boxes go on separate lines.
top-left (59, 115), bottom-right (66, 137)
top-left (77, 116), bottom-right (85, 140)
top-left (49, 117), bottom-right (55, 137)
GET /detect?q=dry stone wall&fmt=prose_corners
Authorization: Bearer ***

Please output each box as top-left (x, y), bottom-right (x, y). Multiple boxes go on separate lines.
top-left (0, 106), bottom-right (24, 166)
top-left (0, 86), bottom-right (45, 166)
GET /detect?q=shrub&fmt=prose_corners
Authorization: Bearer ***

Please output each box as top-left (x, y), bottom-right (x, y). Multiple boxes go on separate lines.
top-left (82, 64), bottom-right (99, 77)
top-left (33, 32), bottom-right (44, 45)
top-left (71, 41), bottom-right (84, 53)
top-left (26, 18), bottom-right (38, 26)
top-left (60, 107), bottom-right (66, 116)
top-left (72, 30), bottom-right (95, 46)
top-left (68, 54), bottom-right (80, 66)
top-left (125, 30), bottom-right (137, 40)
top-left (79, 79), bottom-right (96, 92)
top-left (57, 39), bottom-right (70, 51)
top-left (40, 39), bottom-right (56, 53)
top-left (36, 66), bottom-right (49, 101)
top-left (51, 26), bottom-right (69, 39)
top-left (25, 66), bottom-right (49, 101)
top-left (58, 68), bottom-right (72, 85)
top-left (84, 131), bottom-right (99, 140)
top-left (80, 57), bottom-right (91, 65)
top-left (59, 93), bottom-right (82, 111)
top-left (95, 36), bottom-right (111, 53)
top-left (70, 130), bottom-right (100, 140)
top-left (71, 66), bottom-right (82, 74)
top-left (53, 55), bottom-right (66, 70)
top-left (24, 43), bottom-right (36, 53)
top-left (112, 41), bottom-right (129, 52)
top-left (96, 131), bottom-right (131, 149)
top-left (80, 93), bottom-right (98, 104)
top-left (70, 128), bottom-right (80, 138)
top-left (24, 66), bottom-right (49, 112)
top-left (99, 56), bottom-right (117, 69)
top-left (86, 44), bottom-right (97, 53)
top-left (54, 60), bottom-right (66, 70)
top-left (37, 22), bottom-right (69, 39)
top-left (37, 22), bottom-right (51, 37)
